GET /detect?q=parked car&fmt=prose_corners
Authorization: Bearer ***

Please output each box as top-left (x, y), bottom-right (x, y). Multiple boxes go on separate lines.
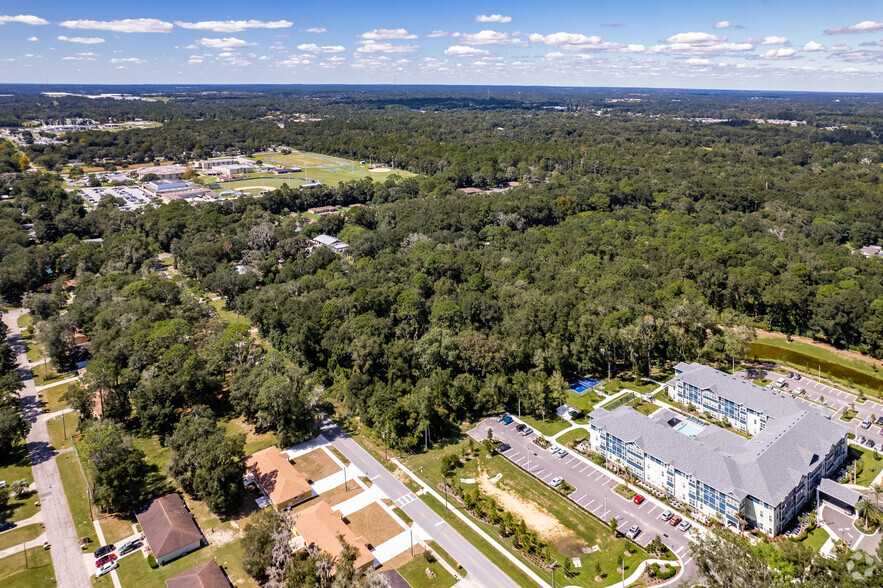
top-left (558, 449), bottom-right (568, 458)
top-left (501, 416), bottom-right (513, 425)
top-left (876, 417), bottom-right (883, 426)
top-left (786, 371), bottom-right (794, 378)
top-left (625, 525), bottom-right (641, 539)
top-left (95, 554), bottom-right (117, 568)
top-left (550, 477), bottom-right (563, 488)
top-left (548, 445), bottom-right (559, 455)
top-left (0, 522), bottom-right (15, 532)
top-left (515, 423), bottom-right (526, 432)
top-left (858, 435), bottom-right (866, 444)
top-left (522, 427), bottom-right (533, 436)
top-left (794, 374), bottom-right (801, 380)
top-left (865, 439), bottom-right (876, 449)
top-left (678, 520), bottom-right (692, 532)
top-left (660, 510), bottom-right (673, 521)
top-left (497, 412), bottom-right (508, 422)
top-left (118, 540), bottom-right (140, 556)
top-left (96, 561), bottom-right (118, 577)
top-left (775, 378), bottom-right (786, 387)
top-left (93, 544), bottom-right (115, 559)
top-left (861, 419), bottom-right (872, 430)
top-left (497, 443), bottom-right (510, 453)
top-left (669, 515), bottom-right (682, 527)
top-left (633, 494), bottom-right (645, 505)
top-left (794, 387), bottom-right (804, 395)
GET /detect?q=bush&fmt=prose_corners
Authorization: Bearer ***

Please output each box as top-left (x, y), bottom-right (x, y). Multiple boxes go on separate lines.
top-left (614, 483), bottom-right (636, 500)
top-left (423, 551), bottom-right (436, 563)
top-left (147, 555), bottom-right (158, 569)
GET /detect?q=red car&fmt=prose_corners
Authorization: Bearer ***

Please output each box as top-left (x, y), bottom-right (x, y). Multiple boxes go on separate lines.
top-left (96, 554), bottom-right (117, 568)
top-left (633, 494), bottom-right (645, 505)
top-left (669, 515), bottom-right (682, 527)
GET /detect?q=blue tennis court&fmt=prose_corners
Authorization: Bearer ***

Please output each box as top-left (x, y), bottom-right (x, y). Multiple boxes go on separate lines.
top-left (569, 379), bottom-right (600, 395)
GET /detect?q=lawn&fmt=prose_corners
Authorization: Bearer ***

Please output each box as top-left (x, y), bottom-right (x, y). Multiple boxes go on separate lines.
top-left (16, 314), bottom-right (31, 330)
top-left (25, 341), bottom-right (44, 363)
top-left (753, 336), bottom-right (881, 378)
top-left (0, 448), bottom-right (39, 525)
top-left (518, 414), bottom-right (571, 437)
top-left (600, 392), bottom-right (636, 411)
top-left (46, 412), bottom-right (78, 450)
top-left (39, 381), bottom-right (71, 413)
top-left (131, 435), bottom-right (174, 499)
top-left (345, 502), bottom-right (404, 547)
top-left (30, 365), bottom-right (75, 387)
top-left (97, 513), bottom-right (137, 545)
top-left (793, 526), bottom-right (829, 552)
top-left (848, 445), bottom-right (882, 486)
top-left (567, 389), bottom-right (604, 415)
top-left (556, 429), bottom-right (590, 446)
top-left (397, 553), bottom-right (457, 588)
top-left (209, 298), bottom-right (249, 326)
top-left (0, 546), bottom-right (55, 588)
top-left (290, 449), bottom-right (340, 482)
top-left (0, 523), bottom-right (43, 551)
top-left (602, 379), bottom-right (661, 397)
top-left (632, 400), bottom-right (660, 416)
top-left (55, 452), bottom-right (98, 545)
top-left (224, 418), bottom-right (277, 456)
top-left (403, 436), bottom-right (650, 587)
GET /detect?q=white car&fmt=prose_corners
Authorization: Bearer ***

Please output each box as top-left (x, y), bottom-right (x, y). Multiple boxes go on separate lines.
top-left (794, 387), bottom-right (804, 395)
top-left (549, 476), bottom-right (563, 488)
top-left (548, 445), bottom-right (559, 455)
top-left (96, 561), bottom-right (118, 577)
top-left (625, 525), bottom-right (641, 539)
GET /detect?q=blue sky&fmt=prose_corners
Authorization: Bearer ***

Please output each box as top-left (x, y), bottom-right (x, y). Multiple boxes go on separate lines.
top-left (1, 1), bottom-right (882, 91)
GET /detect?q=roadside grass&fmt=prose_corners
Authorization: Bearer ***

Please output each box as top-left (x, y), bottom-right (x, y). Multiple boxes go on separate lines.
top-left (0, 546), bottom-right (54, 588)
top-left (25, 342), bottom-right (44, 363)
top-left (393, 506), bottom-right (413, 526)
top-left (39, 381), bottom-right (71, 413)
top-left (397, 553), bottom-right (457, 588)
top-left (403, 435), bottom-right (649, 587)
top-left (0, 448), bottom-right (39, 524)
top-left (15, 314), bottom-right (31, 330)
top-left (848, 445), bottom-right (882, 486)
top-left (0, 523), bottom-right (43, 551)
top-left (517, 414), bottom-right (571, 437)
top-left (46, 412), bottom-right (78, 450)
top-left (793, 526), bottom-right (829, 552)
top-left (55, 452), bottom-right (98, 545)
top-left (30, 365), bottom-right (74, 387)
top-left (427, 541), bottom-right (461, 576)
top-left (328, 445), bottom-right (351, 466)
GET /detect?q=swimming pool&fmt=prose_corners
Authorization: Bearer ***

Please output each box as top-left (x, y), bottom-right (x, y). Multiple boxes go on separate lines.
top-left (675, 421), bottom-right (704, 437)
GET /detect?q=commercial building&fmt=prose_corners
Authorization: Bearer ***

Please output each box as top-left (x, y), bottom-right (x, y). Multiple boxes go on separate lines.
top-left (143, 180), bottom-right (213, 201)
top-left (193, 158), bottom-right (240, 170)
top-left (136, 165), bottom-right (189, 180)
top-left (588, 364), bottom-right (847, 536)
top-left (245, 446), bottom-right (313, 510)
top-left (165, 559), bottom-right (230, 588)
top-left (135, 493), bottom-right (203, 565)
top-left (291, 501), bottom-right (374, 572)
top-left (312, 234), bottom-right (348, 253)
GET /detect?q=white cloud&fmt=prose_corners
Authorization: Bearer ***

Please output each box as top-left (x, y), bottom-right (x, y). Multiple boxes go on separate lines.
top-left (426, 30), bottom-right (450, 38)
top-left (297, 43), bottom-right (345, 53)
top-left (802, 41), bottom-right (826, 51)
top-left (278, 55), bottom-right (313, 66)
top-left (355, 40), bottom-right (419, 53)
top-left (860, 40), bottom-right (883, 47)
top-left (713, 21), bottom-right (731, 29)
top-left (302, 27), bottom-right (326, 33)
top-left (27, 36), bottom-right (38, 42)
top-left (0, 15), bottom-right (49, 26)
top-left (685, 58), bottom-right (712, 65)
top-left (110, 57), bottom-right (146, 64)
top-left (57, 35), bottom-right (105, 44)
top-left (59, 18), bottom-right (173, 33)
top-left (174, 20), bottom-right (292, 33)
top-left (444, 45), bottom-right (491, 57)
top-left (62, 56), bottom-right (97, 61)
top-left (453, 30), bottom-right (526, 46)
top-left (326, 55), bottom-right (345, 63)
top-left (646, 32), bottom-right (753, 55)
top-left (758, 47), bottom-right (797, 60)
top-left (358, 28), bottom-right (417, 40)
top-left (197, 37), bottom-right (257, 49)
top-left (759, 36), bottom-right (789, 45)
top-left (187, 57), bottom-right (204, 64)
top-left (829, 44), bottom-right (852, 52)
top-left (825, 21), bottom-right (883, 35)
top-left (475, 14), bottom-right (511, 23)
top-left (77, 52), bottom-right (98, 56)
top-left (528, 32), bottom-right (642, 53)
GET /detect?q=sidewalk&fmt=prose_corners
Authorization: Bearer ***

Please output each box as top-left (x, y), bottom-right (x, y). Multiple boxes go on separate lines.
top-left (0, 531), bottom-right (48, 560)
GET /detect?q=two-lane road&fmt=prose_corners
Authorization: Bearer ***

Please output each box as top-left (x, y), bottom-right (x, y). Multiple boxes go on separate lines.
top-left (319, 420), bottom-right (520, 588)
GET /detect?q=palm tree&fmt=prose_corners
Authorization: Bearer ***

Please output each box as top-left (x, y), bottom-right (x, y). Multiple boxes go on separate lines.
top-left (855, 498), bottom-right (881, 530)
top-left (870, 483), bottom-right (883, 507)
top-left (11, 479), bottom-right (29, 498)
top-left (736, 508), bottom-right (749, 537)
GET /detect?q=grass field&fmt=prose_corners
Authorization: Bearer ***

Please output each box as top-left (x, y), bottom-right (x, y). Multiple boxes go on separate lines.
top-left (209, 298), bottom-right (249, 326)
top-left (16, 314), bottom-right (31, 330)
top-left (0, 546), bottom-right (54, 588)
top-left (556, 428), bottom-right (590, 446)
top-left (848, 445), bottom-right (882, 486)
top-left (40, 381), bottom-right (71, 413)
top-left (517, 414), bottom-right (571, 437)
top-left (30, 365), bottom-right (74, 387)
top-left (397, 553), bottom-right (458, 588)
top-left (224, 418), bottom-right (277, 456)
top-left (47, 412), bottom-right (78, 450)
top-left (793, 526), bottom-right (829, 552)
top-left (0, 449), bottom-right (39, 525)
top-left (55, 452), bottom-right (98, 545)
top-left (0, 524), bottom-right (43, 551)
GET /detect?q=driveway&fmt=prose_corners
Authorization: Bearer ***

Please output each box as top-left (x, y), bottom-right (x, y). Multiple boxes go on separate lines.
top-left (320, 420), bottom-right (520, 588)
top-left (819, 504), bottom-right (882, 554)
top-left (469, 417), bottom-right (696, 582)
top-left (4, 309), bottom-right (91, 588)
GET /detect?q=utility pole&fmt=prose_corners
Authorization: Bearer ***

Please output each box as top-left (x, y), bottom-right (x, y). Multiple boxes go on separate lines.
top-left (23, 540), bottom-right (27, 568)
top-left (410, 529), bottom-right (413, 557)
top-left (383, 430), bottom-right (388, 461)
top-left (344, 466), bottom-right (347, 492)
top-left (444, 483), bottom-right (448, 513)
top-left (551, 563), bottom-right (556, 588)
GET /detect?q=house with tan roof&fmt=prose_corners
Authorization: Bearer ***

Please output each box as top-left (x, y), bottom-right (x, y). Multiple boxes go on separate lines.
top-left (245, 446), bottom-right (313, 510)
top-left (291, 501), bottom-right (375, 572)
top-left (165, 558), bottom-right (230, 588)
top-left (134, 493), bottom-right (203, 565)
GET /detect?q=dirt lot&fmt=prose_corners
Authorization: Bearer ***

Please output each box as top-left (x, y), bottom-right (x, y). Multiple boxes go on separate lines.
top-left (346, 503), bottom-right (404, 547)
top-left (291, 448), bottom-right (340, 482)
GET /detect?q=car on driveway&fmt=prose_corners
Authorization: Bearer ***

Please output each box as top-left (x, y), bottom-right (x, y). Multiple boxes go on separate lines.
top-left (625, 525), bottom-right (641, 539)
top-left (669, 515), bottom-right (682, 527)
top-left (96, 561), bottom-right (118, 577)
top-left (96, 554), bottom-right (117, 568)
top-left (118, 540), bottom-right (140, 556)
top-left (550, 477), bottom-right (563, 488)
top-left (678, 520), bottom-right (692, 532)
top-left (660, 510), bottom-right (672, 521)
top-left (497, 443), bottom-right (510, 453)
top-left (93, 544), bottom-right (115, 559)
top-left (633, 494), bottom-right (645, 505)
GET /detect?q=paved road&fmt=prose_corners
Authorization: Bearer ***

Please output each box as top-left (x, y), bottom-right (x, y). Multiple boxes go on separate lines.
top-left (469, 417), bottom-right (696, 581)
top-left (4, 309), bottom-right (91, 588)
top-left (319, 420), bottom-right (520, 588)
top-left (820, 504), bottom-right (882, 554)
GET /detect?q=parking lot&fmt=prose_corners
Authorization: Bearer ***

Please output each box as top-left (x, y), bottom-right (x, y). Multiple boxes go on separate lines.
top-left (79, 186), bottom-right (154, 210)
top-left (468, 417), bottom-right (696, 579)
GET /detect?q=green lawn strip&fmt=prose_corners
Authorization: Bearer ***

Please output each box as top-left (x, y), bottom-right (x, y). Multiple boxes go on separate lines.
top-left (25, 342), bottom-right (44, 363)
top-left (632, 400), bottom-right (660, 416)
top-left (427, 540), bottom-right (461, 575)
top-left (0, 450), bottom-right (40, 525)
top-left (602, 379), bottom-right (660, 397)
top-left (0, 523), bottom-right (44, 551)
top-left (397, 553), bottom-right (457, 588)
top-left (393, 507), bottom-right (413, 526)
top-left (0, 546), bottom-right (54, 588)
top-left (47, 412), bottom-right (79, 450)
top-left (847, 446), bottom-right (882, 486)
top-left (40, 382), bottom-right (71, 413)
top-left (556, 429), bottom-right (590, 446)
top-left (55, 452), bottom-right (98, 545)
top-left (518, 414), bottom-right (571, 437)
top-left (754, 337), bottom-right (881, 378)
top-left (15, 314), bottom-right (32, 330)
top-left (566, 389), bottom-right (603, 414)
top-left (30, 366), bottom-right (75, 387)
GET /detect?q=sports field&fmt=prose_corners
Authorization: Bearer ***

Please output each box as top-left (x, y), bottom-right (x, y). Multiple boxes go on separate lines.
top-left (237, 150), bottom-right (415, 188)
